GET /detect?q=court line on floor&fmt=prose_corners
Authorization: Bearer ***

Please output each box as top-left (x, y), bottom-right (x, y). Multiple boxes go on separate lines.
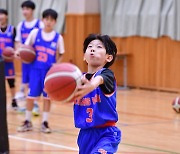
top-left (9, 135), bottom-right (78, 151)
top-left (121, 142), bottom-right (179, 154)
top-left (8, 124), bottom-right (179, 153)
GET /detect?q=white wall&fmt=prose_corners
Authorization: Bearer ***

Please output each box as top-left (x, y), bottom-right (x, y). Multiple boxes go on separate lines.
top-left (67, 0), bottom-right (100, 14)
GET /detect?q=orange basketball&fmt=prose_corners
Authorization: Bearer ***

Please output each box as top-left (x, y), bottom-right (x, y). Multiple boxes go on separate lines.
top-left (44, 63), bottom-right (82, 102)
top-left (2, 47), bottom-right (14, 62)
top-left (18, 45), bottom-right (36, 63)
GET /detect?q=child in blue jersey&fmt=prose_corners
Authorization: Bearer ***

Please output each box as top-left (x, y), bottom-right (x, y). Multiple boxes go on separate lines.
top-left (0, 9), bottom-right (18, 110)
top-left (17, 9), bottom-right (65, 133)
top-left (74, 34), bottom-right (121, 154)
top-left (15, 1), bottom-right (44, 115)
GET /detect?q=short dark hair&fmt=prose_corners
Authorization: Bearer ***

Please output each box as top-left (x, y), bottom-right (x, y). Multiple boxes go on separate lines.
top-left (83, 34), bottom-right (117, 68)
top-left (0, 9), bottom-right (8, 15)
top-left (42, 9), bottom-right (58, 20)
top-left (21, 0), bottom-right (35, 10)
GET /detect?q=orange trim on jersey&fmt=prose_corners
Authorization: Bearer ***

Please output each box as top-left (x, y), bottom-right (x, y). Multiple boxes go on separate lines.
top-left (94, 121), bottom-right (116, 128)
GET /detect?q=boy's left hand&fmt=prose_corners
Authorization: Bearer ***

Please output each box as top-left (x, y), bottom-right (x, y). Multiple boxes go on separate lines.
top-left (74, 76), bottom-right (95, 101)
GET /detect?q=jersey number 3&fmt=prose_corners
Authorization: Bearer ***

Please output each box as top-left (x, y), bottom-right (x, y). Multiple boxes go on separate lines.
top-left (86, 108), bottom-right (93, 123)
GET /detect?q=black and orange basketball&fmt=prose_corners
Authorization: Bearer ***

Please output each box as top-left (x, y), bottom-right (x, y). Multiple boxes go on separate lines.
top-left (18, 45), bottom-right (36, 63)
top-left (2, 47), bottom-right (14, 62)
top-left (44, 63), bottom-right (82, 102)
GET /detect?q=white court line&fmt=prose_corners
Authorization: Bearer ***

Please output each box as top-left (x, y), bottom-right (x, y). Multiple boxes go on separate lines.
top-left (9, 135), bottom-right (78, 151)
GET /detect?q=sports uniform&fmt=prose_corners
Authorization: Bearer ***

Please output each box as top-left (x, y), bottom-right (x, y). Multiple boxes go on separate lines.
top-left (28, 29), bottom-right (59, 98)
top-left (74, 68), bottom-right (121, 154)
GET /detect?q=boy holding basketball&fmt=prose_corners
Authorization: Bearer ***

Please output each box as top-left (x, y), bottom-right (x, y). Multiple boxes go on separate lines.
top-left (18, 9), bottom-right (65, 133)
top-left (15, 0), bottom-right (44, 115)
top-left (0, 9), bottom-right (18, 110)
top-left (73, 34), bottom-right (121, 153)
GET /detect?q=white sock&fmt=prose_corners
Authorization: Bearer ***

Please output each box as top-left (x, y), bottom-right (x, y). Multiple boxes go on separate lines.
top-left (25, 110), bottom-right (32, 121)
top-left (34, 100), bottom-right (38, 106)
top-left (42, 112), bottom-right (49, 123)
top-left (20, 85), bottom-right (25, 92)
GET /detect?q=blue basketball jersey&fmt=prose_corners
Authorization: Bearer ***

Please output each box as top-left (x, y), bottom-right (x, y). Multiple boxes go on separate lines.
top-left (32, 29), bottom-right (59, 70)
top-left (21, 19), bottom-right (40, 44)
top-left (0, 25), bottom-right (14, 55)
top-left (74, 68), bottom-right (118, 129)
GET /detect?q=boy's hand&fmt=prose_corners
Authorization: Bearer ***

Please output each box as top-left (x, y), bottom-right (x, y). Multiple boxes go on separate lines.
top-left (74, 75), bottom-right (103, 101)
top-left (14, 49), bottom-right (20, 59)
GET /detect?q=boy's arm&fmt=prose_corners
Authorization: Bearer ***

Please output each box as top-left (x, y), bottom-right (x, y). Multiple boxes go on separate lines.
top-left (74, 69), bottom-right (115, 100)
top-left (15, 22), bottom-right (22, 49)
top-left (74, 75), bottom-right (104, 101)
top-left (56, 35), bottom-right (65, 63)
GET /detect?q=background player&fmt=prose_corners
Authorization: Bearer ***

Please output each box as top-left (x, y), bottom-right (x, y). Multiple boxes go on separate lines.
top-left (0, 9), bottom-right (18, 110)
top-left (15, 0), bottom-right (44, 115)
top-left (73, 34), bottom-right (121, 153)
top-left (17, 9), bottom-right (65, 133)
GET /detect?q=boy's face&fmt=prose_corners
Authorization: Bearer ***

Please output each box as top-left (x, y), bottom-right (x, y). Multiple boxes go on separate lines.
top-left (84, 39), bottom-right (113, 68)
top-left (0, 14), bottom-right (8, 26)
top-left (42, 16), bottom-right (56, 31)
top-left (22, 7), bottom-right (33, 19)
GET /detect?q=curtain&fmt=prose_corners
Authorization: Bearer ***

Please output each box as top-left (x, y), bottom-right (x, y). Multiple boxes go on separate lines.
top-left (100, 0), bottom-right (180, 40)
top-left (0, 0), bottom-right (67, 33)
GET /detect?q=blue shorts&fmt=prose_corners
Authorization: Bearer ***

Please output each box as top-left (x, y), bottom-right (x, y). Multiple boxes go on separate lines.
top-left (5, 61), bottom-right (15, 79)
top-left (28, 68), bottom-right (49, 98)
top-left (77, 126), bottom-right (121, 154)
top-left (22, 63), bottom-right (31, 84)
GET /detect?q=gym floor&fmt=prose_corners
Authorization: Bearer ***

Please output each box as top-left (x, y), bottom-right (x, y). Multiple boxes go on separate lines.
top-left (7, 77), bottom-right (180, 154)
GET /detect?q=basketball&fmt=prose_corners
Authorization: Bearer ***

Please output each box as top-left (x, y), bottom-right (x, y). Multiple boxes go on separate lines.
top-left (44, 63), bottom-right (82, 102)
top-left (2, 47), bottom-right (14, 62)
top-left (172, 97), bottom-right (180, 113)
top-left (18, 45), bottom-right (36, 63)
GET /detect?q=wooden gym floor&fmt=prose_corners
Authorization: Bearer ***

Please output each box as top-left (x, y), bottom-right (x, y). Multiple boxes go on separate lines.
top-left (6, 77), bottom-right (180, 154)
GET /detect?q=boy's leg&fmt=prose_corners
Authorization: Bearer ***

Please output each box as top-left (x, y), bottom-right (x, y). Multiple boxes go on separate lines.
top-left (15, 63), bottom-right (29, 99)
top-left (17, 98), bottom-right (34, 132)
top-left (41, 69), bottom-right (51, 133)
top-left (5, 62), bottom-right (18, 110)
top-left (7, 78), bottom-right (18, 109)
top-left (17, 68), bottom-right (41, 132)
top-left (41, 98), bottom-right (51, 133)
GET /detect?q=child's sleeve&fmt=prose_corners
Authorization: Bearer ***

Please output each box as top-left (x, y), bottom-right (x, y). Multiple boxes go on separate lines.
top-left (15, 22), bottom-right (22, 42)
top-left (99, 69), bottom-right (115, 94)
top-left (57, 35), bottom-right (65, 54)
top-left (24, 29), bottom-right (38, 46)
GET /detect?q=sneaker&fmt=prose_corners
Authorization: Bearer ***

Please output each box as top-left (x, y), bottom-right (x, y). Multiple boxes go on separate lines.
top-left (17, 120), bottom-right (33, 132)
top-left (17, 107), bottom-right (26, 114)
top-left (11, 99), bottom-right (18, 110)
top-left (41, 121), bottom-right (51, 133)
top-left (15, 91), bottom-right (26, 100)
top-left (32, 103), bottom-right (40, 116)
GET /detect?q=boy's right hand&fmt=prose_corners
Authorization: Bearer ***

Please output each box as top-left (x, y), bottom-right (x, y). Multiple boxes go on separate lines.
top-left (14, 49), bottom-right (20, 59)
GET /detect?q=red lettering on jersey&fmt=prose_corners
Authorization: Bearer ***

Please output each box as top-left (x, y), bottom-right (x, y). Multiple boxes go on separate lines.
top-left (22, 33), bottom-right (29, 39)
top-left (92, 94), bottom-right (101, 104)
top-left (98, 149), bottom-right (107, 154)
top-left (0, 38), bottom-right (12, 43)
top-left (8, 69), bottom-right (13, 75)
top-left (75, 97), bottom-right (91, 106)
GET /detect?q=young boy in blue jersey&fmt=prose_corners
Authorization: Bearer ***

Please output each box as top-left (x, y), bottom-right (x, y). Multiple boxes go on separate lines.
top-left (0, 9), bottom-right (18, 110)
top-left (17, 9), bottom-right (65, 133)
top-left (74, 34), bottom-right (121, 153)
top-left (15, 0), bottom-right (44, 115)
